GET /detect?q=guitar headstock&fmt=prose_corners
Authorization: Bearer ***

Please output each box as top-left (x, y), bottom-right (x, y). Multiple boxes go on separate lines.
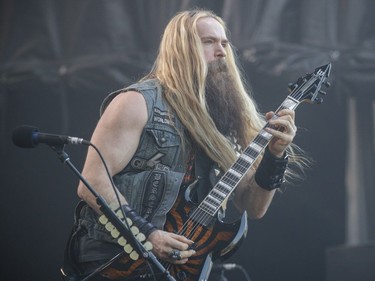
top-left (288, 63), bottom-right (331, 105)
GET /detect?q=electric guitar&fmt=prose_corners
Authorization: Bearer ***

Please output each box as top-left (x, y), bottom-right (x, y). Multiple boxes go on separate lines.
top-left (82, 63), bottom-right (332, 281)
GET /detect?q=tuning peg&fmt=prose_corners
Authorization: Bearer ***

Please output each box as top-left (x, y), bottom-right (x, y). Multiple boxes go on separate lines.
top-left (315, 97), bottom-right (324, 104)
top-left (323, 81), bottom-right (331, 88)
top-left (319, 90), bottom-right (327, 95)
top-left (288, 83), bottom-right (298, 92)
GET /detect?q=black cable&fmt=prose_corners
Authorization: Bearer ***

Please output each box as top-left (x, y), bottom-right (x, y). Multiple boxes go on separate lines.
top-left (236, 264), bottom-right (251, 281)
top-left (215, 264), bottom-right (252, 281)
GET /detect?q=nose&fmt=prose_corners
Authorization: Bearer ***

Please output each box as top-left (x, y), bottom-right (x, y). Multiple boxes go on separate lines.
top-left (215, 44), bottom-right (226, 59)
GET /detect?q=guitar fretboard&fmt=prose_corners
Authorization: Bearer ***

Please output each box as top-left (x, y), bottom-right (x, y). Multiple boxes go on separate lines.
top-left (189, 62), bottom-right (332, 226)
top-left (194, 96), bottom-right (300, 225)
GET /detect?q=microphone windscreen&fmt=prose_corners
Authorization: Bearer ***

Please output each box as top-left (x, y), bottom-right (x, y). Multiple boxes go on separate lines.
top-left (12, 125), bottom-right (39, 148)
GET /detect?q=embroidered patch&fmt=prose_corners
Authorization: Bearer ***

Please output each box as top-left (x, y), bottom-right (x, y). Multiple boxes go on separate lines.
top-left (131, 152), bottom-right (170, 171)
top-left (141, 171), bottom-right (166, 220)
top-left (153, 107), bottom-right (175, 126)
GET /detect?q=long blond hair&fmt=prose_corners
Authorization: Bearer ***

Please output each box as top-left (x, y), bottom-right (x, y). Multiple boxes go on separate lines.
top-left (142, 9), bottom-right (309, 179)
top-left (142, 9), bottom-right (264, 171)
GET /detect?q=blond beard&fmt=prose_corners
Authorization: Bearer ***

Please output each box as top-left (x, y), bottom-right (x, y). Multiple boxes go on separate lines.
top-left (205, 59), bottom-right (246, 142)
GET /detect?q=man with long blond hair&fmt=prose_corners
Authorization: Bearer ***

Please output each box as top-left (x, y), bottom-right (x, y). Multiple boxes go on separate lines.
top-left (62, 9), bottom-right (304, 281)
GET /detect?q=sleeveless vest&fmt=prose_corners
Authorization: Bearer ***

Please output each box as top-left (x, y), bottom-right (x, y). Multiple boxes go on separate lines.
top-left (100, 78), bottom-right (189, 227)
top-left (73, 79), bottom-right (193, 263)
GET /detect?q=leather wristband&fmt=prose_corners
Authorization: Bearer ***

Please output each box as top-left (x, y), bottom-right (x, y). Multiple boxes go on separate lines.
top-left (255, 147), bottom-right (288, 190)
top-left (121, 205), bottom-right (157, 238)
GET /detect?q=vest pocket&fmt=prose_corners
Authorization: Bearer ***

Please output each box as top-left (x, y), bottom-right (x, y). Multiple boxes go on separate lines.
top-left (148, 129), bottom-right (180, 148)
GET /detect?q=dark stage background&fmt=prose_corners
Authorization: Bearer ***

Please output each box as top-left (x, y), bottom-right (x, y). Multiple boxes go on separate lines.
top-left (1, 1), bottom-right (374, 281)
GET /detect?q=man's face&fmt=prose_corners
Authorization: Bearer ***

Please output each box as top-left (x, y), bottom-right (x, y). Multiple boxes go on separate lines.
top-left (196, 17), bottom-right (228, 63)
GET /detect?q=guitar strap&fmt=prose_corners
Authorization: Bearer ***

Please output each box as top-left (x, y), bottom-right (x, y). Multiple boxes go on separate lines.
top-left (193, 149), bottom-right (214, 203)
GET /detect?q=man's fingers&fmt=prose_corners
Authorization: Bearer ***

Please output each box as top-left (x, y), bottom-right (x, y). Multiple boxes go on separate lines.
top-left (168, 233), bottom-right (194, 249)
top-left (167, 249), bottom-right (196, 264)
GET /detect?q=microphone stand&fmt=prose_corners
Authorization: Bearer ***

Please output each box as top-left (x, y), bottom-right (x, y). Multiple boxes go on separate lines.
top-left (50, 144), bottom-right (175, 281)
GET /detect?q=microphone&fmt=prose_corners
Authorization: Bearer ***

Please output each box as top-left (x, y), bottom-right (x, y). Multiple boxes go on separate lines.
top-left (12, 125), bottom-right (90, 148)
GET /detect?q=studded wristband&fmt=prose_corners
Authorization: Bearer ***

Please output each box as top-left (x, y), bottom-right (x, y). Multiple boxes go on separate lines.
top-left (121, 205), bottom-right (157, 238)
top-left (255, 147), bottom-right (288, 190)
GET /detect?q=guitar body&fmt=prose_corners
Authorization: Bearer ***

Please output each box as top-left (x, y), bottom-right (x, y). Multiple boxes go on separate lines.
top-left (162, 191), bottom-right (248, 281)
top-left (83, 188), bottom-right (248, 281)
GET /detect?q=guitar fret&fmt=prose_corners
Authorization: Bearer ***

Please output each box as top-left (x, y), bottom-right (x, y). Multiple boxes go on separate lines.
top-left (234, 158), bottom-right (250, 172)
top-left (285, 96), bottom-right (299, 107)
top-left (207, 195), bottom-right (221, 206)
top-left (240, 154), bottom-right (255, 164)
top-left (228, 168), bottom-right (242, 178)
top-left (259, 129), bottom-right (272, 140)
top-left (225, 170), bottom-right (241, 184)
top-left (244, 148), bottom-right (260, 159)
top-left (234, 155), bottom-right (252, 172)
top-left (257, 133), bottom-right (271, 143)
top-left (249, 142), bottom-right (264, 153)
top-left (200, 201), bottom-right (216, 214)
top-left (216, 182), bottom-right (232, 193)
top-left (211, 189), bottom-right (226, 200)
top-left (232, 163), bottom-right (246, 174)
top-left (222, 175), bottom-right (237, 186)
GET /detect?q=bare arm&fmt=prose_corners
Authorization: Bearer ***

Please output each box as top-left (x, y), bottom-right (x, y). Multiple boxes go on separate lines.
top-left (77, 90), bottom-right (147, 213)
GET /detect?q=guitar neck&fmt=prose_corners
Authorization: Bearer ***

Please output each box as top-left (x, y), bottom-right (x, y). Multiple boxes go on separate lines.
top-left (197, 96), bottom-right (301, 219)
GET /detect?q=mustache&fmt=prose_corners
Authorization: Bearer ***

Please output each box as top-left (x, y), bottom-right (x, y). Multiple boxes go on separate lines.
top-left (207, 59), bottom-right (228, 75)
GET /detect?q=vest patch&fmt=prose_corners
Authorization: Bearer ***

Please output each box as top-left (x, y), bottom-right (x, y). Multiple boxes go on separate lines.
top-left (141, 171), bottom-right (166, 220)
top-left (153, 107), bottom-right (175, 126)
top-left (131, 152), bottom-right (170, 171)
